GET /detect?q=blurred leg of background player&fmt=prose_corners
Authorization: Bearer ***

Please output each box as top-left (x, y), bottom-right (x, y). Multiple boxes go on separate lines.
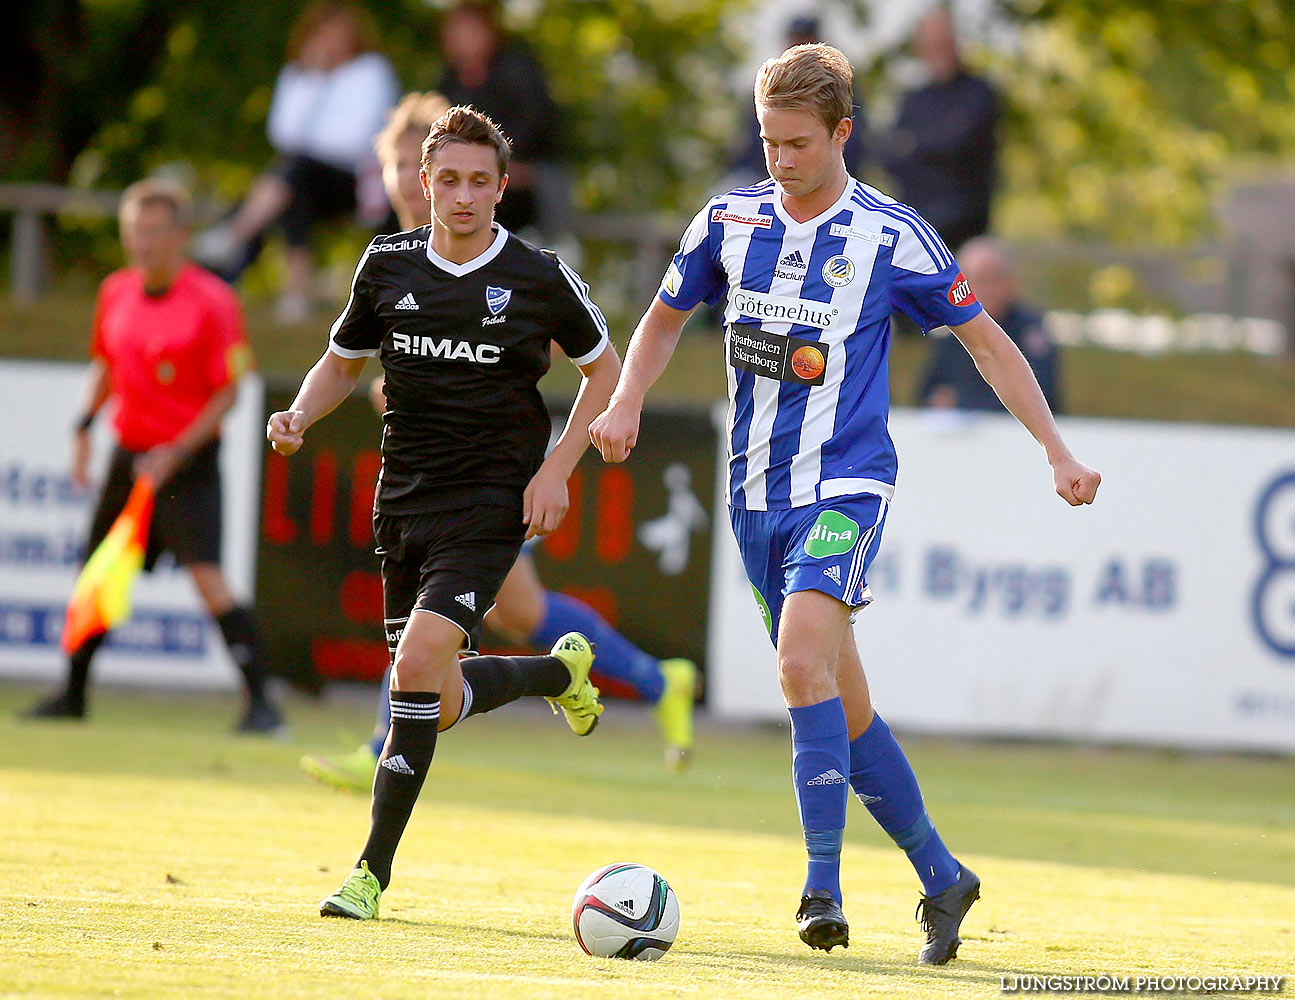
top-left (24, 444), bottom-right (284, 734)
top-left (300, 550), bottom-right (696, 789)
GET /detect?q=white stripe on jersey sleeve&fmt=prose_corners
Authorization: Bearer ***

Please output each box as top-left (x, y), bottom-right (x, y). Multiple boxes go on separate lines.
top-left (555, 255), bottom-right (609, 341)
top-left (677, 202), bottom-right (716, 256)
top-left (328, 240), bottom-right (379, 358)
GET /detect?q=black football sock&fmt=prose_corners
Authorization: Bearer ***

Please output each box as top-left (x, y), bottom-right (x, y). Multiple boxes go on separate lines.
top-left (458, 655), bottom-right (571, 720)
top-left (358, 692), bottom-right (440, 889)
top-left (215, 606), bottom-right (271, 703)
top-left (63, 632), bottom-right (108, 711)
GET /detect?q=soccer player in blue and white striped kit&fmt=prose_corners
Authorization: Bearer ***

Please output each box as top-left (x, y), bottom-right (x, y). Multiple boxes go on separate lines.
top-left (591, 44), bottom-right (1100, 964)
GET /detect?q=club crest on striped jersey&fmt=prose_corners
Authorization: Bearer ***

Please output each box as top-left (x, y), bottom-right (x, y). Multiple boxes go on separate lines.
top-left (486, 286), bottom-right (512, 315)
top-left (822, 255), bottom-right (856, 287)
top-left (947, 272), bottom-right (977, 306)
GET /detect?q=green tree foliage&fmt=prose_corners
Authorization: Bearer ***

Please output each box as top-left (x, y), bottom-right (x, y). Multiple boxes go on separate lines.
top-left (6, 0), bottom-right (748, 217)
top-left (988, 0), bottom-right (1295, 243)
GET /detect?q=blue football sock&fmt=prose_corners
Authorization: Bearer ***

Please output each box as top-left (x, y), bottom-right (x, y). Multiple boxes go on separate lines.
top-left (848, 712), bottom-right (960, 896)
top-left (529, 590), bottom-right (665, 703)
top-left (789, 698), bottom-right (850, 903)
top-left (369, 664), bottom-right (392, 756)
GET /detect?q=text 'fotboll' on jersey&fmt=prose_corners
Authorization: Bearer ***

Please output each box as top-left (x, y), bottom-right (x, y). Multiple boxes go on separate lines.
top-left (659, 177), bottom-right (983, 512)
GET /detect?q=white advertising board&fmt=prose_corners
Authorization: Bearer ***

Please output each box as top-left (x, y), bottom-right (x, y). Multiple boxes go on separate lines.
top-left (0, 360), bottom-right (263, 690)
top-left (708, 407), bottom-right (1295, 753)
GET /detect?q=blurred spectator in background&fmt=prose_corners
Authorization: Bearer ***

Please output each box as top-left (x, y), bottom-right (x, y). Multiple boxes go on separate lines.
top-left (917, 237), bottom-right (1063, 413)
top-left (23, 178), bottom-right (283, 733)
top-left (195, 2), bottom-right (398, 323)
top-left (728, 15), bottom-right (866, 187)
top-left (882, 9), bottom-right (998, 253)
top-left (438, 1), bottom-right (569, 242)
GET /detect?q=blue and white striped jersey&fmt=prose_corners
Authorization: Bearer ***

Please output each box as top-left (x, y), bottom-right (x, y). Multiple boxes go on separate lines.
top-left (660, 177), bottom-right (983, 511)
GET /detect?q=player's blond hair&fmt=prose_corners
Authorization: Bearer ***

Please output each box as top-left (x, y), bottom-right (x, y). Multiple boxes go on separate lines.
top-left (421, 105), bottom-right (511, 178)
top-left (374, 92), bottom-right (452, 167)
top-left (754, 43), bottom-right (854, 135)
top-left (119, 177), bottom-right (193, 228)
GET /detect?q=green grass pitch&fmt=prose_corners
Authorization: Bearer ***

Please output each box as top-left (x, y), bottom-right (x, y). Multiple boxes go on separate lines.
top-left (1, 683), bottom-right (1291, 999)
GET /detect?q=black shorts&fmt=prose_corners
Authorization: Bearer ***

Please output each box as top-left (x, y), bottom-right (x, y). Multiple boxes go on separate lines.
top-left (87, 441), bottom-right (223, 571)
top-left (275, 155), bottom-right (357, 248)
top-left (375, 500), bottom-right (526, 656)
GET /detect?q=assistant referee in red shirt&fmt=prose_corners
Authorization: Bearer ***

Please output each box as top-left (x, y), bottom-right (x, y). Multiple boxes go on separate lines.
top-left (24, 178), bottom-right (284, 733)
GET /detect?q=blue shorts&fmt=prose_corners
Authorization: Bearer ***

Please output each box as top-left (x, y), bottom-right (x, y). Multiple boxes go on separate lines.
top-left (729, 494), bottom-right (889, 645)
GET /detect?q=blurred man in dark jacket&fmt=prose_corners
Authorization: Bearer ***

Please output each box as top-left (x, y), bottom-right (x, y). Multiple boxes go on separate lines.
top-left (918, 238), bottom-right (1063, 413)
top-left (882, 9), bottom-right (998, 253)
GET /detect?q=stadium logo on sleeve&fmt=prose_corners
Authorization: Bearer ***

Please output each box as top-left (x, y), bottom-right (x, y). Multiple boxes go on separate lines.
top-left (486, 286), bottom-right (512, 316)
top-left (711, 208), bottom-right (773, 228)
top-left (948, 272), bottom-right (977, 306)
top-left (822, 255), bottom-right (856, 287)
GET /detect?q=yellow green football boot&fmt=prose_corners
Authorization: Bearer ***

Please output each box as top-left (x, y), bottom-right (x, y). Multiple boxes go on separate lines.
top-left (545, 632), bottom-right (603, 736)
top-left (300, 744), bottom-right (378, 793)
top-left (654, 658), bottom-right (697, 771)
top-left (319, 860), bottom-right (381, 920)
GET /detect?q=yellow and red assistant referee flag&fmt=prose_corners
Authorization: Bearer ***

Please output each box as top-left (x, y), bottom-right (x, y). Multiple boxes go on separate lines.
top-left (60, 475), bottom-right (156, 654)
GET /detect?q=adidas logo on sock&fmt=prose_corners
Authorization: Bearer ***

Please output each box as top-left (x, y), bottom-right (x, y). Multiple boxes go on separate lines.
top-left (380, 753), bottom-right (415, 775)
top-left (454, 592), bottom-right (476, 611)
top-left (808, 768), bottom-right (847, 786)
top-left (823, 565), bottom-right (842, 586)
top-left (394, 292), bottom-right (419, 310)
top-left (779, 250), bottom-right (807, 269)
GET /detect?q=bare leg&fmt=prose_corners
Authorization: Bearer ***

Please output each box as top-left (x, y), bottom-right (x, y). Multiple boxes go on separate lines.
top-left (483, 554), bottom-right (545, 643)
top-left (228, 174), bottom-right (291, 243)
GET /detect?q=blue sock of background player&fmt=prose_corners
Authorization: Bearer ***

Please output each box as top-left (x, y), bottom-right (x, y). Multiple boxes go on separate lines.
top-left (528, 591), bottom-right (666, 702)
top-left (789, 697), bottom-right (850, 902)
top-left (848, 712), bottom-right (961, 896)
top-left (368, 589), bottom-right (667, 755)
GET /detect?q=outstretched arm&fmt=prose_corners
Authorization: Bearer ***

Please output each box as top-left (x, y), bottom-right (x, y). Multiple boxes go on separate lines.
top-left (266, 350), bottom-right (368, 456)
top-left (589, 298), bottom-right (693, 463)
top-left (950, 310), bottom-right (1100, 505)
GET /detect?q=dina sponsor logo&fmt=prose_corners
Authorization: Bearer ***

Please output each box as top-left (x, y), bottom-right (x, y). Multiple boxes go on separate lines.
top-left (804, 510), bottom-right (860, 558)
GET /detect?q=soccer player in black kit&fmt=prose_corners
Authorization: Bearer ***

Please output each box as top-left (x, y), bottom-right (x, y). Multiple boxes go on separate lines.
top-left (267, 106), bottom-right (621, 920)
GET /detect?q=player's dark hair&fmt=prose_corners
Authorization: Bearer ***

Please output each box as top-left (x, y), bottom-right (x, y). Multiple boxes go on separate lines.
top-left (375, 92), bottom-right (452, 166)
top-left (119, 177), bottom-right (193, 228)
top-left (421, 105), bottom-right (511, 179)
top-left (755, 43), bottom-right (854, 135)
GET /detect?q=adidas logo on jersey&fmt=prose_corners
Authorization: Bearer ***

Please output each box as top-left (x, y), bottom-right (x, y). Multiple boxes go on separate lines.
top-left (394, 292), bottom-right (419, 310)
top-left (381, 754), bottom-right (415, 775)
top-left (823, 565), bottom-right (842, 586)
top-left (808, 768), bottom-right (846, 786)
top-left (779, 250), bottom-right (807, 270)
top-left (455, 592), bottom-right (476, 611)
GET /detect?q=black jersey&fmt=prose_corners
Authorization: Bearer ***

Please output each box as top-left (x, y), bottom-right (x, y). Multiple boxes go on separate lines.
top-left (329, 225), bottom-right (609, 515)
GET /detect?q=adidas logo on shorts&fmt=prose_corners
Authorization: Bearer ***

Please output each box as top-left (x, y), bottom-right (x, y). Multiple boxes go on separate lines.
top-left (394, 292), bottom-right (419, 310)
top-left (455, 592), bottom-right (476, 611)
top-left (823, 565), bottom-right (842, 586)
top-left (808, 768), bottom-right (846, 786)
